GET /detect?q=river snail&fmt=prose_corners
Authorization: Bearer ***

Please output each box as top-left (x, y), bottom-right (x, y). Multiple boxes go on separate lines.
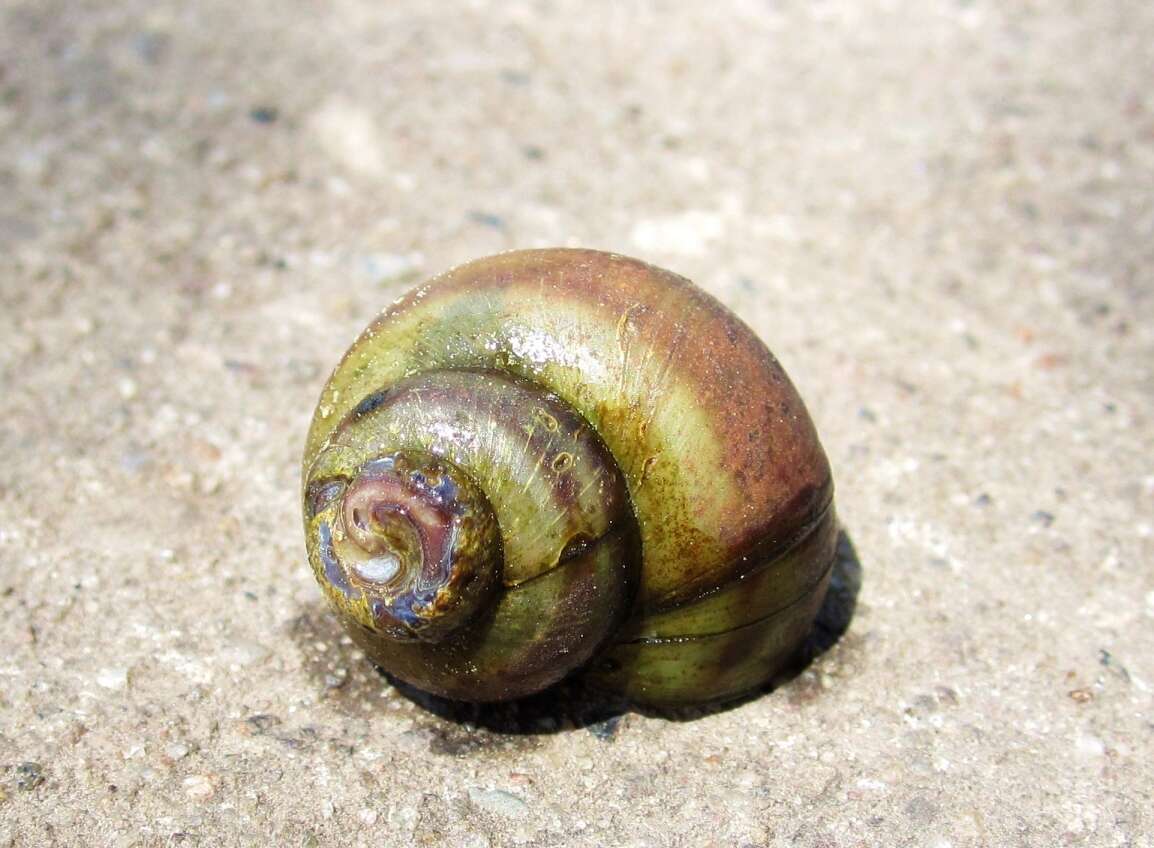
top-left (302, 248), bottom-right (836, 706)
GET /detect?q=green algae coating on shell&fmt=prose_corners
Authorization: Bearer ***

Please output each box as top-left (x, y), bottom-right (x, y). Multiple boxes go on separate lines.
top-left (302, 248), bottom-right (835, 705)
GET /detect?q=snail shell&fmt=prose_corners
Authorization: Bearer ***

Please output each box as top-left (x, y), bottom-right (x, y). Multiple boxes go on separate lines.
top-left (302, 248), bottom-right (835, 706)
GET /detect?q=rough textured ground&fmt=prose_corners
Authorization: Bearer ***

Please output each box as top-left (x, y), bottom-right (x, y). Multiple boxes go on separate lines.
top-left (2, 1), bottom-right (1153, 846)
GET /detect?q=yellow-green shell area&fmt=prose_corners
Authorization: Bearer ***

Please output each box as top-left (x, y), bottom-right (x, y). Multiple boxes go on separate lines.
top-left (302, 248), bottom-right (835, 706)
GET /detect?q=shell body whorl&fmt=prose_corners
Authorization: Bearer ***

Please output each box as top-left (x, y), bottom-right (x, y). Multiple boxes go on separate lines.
top-left (303, 248), bottom-right (835, 705)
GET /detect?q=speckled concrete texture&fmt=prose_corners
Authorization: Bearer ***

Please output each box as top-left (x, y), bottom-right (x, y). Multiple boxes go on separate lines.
top-left (1, 1), bottom-right (1152, 846)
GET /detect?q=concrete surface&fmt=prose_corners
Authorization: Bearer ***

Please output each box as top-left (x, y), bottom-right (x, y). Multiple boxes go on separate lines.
top-left (2, 1), bottom-right (1152, 846)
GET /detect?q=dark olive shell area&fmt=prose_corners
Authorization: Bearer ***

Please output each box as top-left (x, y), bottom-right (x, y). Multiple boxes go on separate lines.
top-left (589, 506), bottom-right (837, 705)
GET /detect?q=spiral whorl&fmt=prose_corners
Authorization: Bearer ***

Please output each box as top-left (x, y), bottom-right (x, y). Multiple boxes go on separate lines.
top-left (328, 450), bottom-right (500, 642)
top-left (304, 368), bottom-right (638, 701)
